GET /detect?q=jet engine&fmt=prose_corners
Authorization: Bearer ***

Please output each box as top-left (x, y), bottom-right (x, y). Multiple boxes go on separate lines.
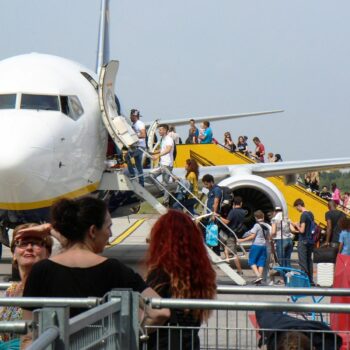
top-left (218, 172), bottom-right (287, 228)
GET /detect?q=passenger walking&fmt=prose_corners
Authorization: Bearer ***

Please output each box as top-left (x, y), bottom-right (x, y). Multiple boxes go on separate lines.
top-left (151, 124), bottom-right (175, 206)
top-left (172, 159), bottom-right (199, 215)
top-left (252, 136), bottom-right (265, 162)
top-left (270, 207), bottom-right (294, 267)
top-left (202, 174), bottom-right (222, 255)
top-left (20, 197), bottom-right (169, 348)
top-left (145, 210), bottom-right (216, 350)
top-left (238, 210), bottom-right (271, 284)
top-left (223, 132), bottom-right (236, 152)
top-left (216, 196), bottom-right (245, 275)
top-left (186, 119), bottom-right (199, 144)
top-left (331, 182), bottom-right (341, 205)
top-left (168, 125), bottom-right (180, 144)
top-left (0, 224), bottom-right (52, 349)
top-left (198, 121), bottom-right (213, 144)
top-left (338, 218), bottom-right (350, 255)
top-left (274, 153), bottom-right (283, 162)
top-left (292, 198), bottom-right (315, 284)
top-left (319, 185), bottom-right (332, 201)
top-left (267, 153), bottom-right (275, 163)
top-left (237, 135), bottom-right (248, 155)
top-left (126, 109), bottom-right (146, 186)
top-left (324, 200), bottom-right (345, 248)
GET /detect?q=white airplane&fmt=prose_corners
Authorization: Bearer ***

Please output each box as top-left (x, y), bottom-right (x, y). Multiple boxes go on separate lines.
top-left (0, 0), bottom-right (349, 235)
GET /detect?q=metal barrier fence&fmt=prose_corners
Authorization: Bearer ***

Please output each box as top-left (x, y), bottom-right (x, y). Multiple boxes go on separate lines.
top-left (144, 292), bottom-right (350, 350)
top-left (1, 287), bottom-right (350, 349)
top-left (0, 290), bottom-right (139, 350)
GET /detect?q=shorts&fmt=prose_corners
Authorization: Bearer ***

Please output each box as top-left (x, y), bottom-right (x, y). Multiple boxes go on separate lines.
top-left (219, 230), bottom-right (237, 256)
top-left (248, 245), bottom-right (267, 267)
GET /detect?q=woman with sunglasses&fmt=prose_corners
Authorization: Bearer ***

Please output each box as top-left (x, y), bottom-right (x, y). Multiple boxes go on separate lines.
top-left (0, 224), bottom-right (52, 349)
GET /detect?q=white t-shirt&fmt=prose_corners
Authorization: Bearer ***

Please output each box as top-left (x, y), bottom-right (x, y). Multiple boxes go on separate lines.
top-left (271, 212), bottom-right (293, 240)
top-left (132, 120), bottom-right (146, 148)
top-left (160, 135), bottom-right (174, 166)
top-left (168, 131), bottom-right (180, 144)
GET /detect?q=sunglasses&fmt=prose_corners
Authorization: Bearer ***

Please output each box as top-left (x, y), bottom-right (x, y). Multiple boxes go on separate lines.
top-left (15, 240), bottom-right (45, 249)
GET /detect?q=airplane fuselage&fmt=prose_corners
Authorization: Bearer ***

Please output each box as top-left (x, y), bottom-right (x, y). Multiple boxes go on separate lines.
top-left (0, 53), bottom-right (108, 224)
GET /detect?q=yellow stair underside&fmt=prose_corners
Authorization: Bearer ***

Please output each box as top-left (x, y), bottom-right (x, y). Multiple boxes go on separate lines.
top-left (175, 144), bottom-right (330, 226)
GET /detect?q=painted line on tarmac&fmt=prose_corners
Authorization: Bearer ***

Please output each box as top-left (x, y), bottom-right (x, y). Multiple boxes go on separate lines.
top-left (107, 219), bottom-right (146, 247)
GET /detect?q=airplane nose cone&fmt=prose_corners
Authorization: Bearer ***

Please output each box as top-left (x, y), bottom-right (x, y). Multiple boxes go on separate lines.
top-left (0, 112), bottom-right (54, 198)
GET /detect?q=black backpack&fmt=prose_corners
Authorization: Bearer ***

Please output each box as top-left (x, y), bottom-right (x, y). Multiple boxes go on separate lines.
top-left (219, 186), bottom-right (234, 212)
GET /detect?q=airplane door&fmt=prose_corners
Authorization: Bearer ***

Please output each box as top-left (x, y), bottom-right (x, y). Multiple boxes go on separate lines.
top-left (98, 60), bottom-right (139, 150)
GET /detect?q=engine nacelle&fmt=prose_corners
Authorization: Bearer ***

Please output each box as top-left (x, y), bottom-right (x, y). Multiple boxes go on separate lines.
top-left (218, 173), bottom-right (287, 227)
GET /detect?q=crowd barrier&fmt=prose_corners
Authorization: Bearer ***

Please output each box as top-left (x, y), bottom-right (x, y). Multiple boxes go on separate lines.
top-left (0, 288), bottom-right (350, 349)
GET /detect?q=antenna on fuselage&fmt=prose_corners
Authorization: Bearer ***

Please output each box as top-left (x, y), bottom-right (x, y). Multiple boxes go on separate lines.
top-left (96, 0), bottom-right (110, 75)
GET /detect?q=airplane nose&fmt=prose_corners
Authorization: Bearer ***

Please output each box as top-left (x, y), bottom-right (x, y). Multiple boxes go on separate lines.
top-left (0, 112), bottom-right (54, 196)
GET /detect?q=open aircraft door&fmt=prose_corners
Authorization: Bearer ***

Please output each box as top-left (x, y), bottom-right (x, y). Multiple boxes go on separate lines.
top-left (98, 60), bottom-right (139, 150)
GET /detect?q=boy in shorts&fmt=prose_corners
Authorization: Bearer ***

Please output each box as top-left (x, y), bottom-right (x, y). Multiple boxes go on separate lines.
top-left (238, 210), bottom-right (271, 284)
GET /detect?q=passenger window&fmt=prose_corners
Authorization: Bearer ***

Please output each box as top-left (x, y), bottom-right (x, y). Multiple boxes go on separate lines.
top-left (0, 94), bottom-right (16, 109)
top-left (60, 95), bottom-right (84, 121)
top-left (21, 94), bottom-right (59, 111)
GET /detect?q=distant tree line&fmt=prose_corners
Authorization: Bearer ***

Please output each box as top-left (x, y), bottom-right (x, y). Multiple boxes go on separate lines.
top-left (319, 171), bottom-right (350, 192)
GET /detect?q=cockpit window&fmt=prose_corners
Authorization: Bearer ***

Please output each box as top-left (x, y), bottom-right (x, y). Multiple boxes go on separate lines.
top-left (0, 94), bottom-right (16, 109)
top-left (60, 95), bottom-right (84, 121)
top-left (21, 94), bottom-right (59, 111)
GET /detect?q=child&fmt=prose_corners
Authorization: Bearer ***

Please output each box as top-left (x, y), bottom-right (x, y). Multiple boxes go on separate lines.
top-left (338, 217), bottom-right (350, 255)
top-left (238, 210), bottom-right (271, 284)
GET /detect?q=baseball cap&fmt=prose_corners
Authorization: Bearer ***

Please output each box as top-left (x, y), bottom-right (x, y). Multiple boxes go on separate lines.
top-left (130, 109), bottom-right (140, 117)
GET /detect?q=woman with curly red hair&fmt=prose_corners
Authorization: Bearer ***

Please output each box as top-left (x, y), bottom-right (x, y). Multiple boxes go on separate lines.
top-left (145, 210), bottom-right (216, 349)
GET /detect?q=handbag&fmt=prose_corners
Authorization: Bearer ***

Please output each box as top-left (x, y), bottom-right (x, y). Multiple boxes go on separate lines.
top-left (205, 222), bottom-right (219, 247)
top-left (313, 246), bottom-right (338, 263)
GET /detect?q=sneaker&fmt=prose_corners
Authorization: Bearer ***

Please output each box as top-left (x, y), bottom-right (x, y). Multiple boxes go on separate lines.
top-left (237, 271), bottom-right (244, 276)
top-left (253, 277), bottom-right (263, 284)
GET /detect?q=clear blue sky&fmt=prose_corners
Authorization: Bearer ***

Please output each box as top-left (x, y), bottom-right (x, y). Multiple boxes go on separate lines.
top-left (0, 0), bottom-right (348, 160)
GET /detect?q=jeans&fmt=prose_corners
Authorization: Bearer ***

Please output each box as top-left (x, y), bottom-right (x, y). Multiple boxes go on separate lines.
top-left (126, 148), bottom-right (144, 186)
top-left (275, 238), bottom-right (293, 268)
top-left (297, 240), bottom-right (314, 283)
top-left (149, 165), bottom-right (173, 202)
top-left (172, 198), bottom-right (197, 215)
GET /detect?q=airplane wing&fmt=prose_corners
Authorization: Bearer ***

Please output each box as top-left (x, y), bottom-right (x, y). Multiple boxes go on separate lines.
top-left (143, 109), bottom-right (283, 128)
top-left (248, 158), bottom-right (350, 177)
top-left (160, 158), bottom-right (350, 184)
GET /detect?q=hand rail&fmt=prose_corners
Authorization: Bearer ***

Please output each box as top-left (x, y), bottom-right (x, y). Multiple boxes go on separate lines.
top-left (0, 297), bottom-right (100, 308)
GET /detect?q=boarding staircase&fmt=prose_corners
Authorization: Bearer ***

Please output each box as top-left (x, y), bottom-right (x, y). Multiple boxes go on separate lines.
top-left (174, 144), bottom-right (335, 227)
top-left (97, 61), bottom-right (247, 285)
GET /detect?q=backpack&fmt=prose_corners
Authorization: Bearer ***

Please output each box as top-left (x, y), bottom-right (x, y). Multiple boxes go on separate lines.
top-left (219, 186), bottom-right (234, 212)
top-left (306, 212), bottom-right (321, 244)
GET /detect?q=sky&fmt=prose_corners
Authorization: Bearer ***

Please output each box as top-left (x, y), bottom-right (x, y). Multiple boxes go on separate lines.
top-left (0, 0), bottom-right (349, 161)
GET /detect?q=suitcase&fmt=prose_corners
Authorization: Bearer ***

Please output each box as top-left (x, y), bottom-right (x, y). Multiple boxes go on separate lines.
top-left (317, 263), bottom-right (334, 287)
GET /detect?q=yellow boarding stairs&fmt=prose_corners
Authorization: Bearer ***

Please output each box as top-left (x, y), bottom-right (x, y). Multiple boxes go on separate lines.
top-left (174, 144), bottom-right (340, 228)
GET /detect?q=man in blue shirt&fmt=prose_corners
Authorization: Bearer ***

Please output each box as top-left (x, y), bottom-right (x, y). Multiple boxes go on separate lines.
top-left (292, 198), bottom-right (315, 284)
top-left (199, 121), bottom-right (213, 144)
